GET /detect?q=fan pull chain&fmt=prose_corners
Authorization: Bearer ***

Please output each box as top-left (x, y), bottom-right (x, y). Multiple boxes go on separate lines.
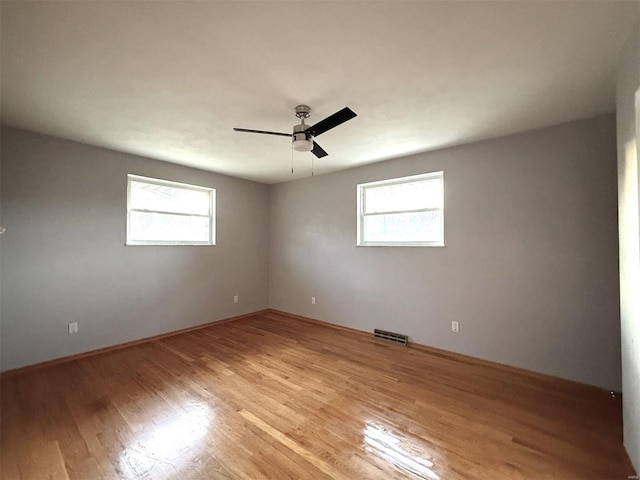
top-left (291, 143), bottom-right (294, 175)
top-left (311, 152), bottom-right (314, 177)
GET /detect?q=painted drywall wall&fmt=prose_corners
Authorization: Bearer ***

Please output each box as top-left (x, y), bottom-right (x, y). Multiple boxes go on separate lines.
top-left (0, 127), bottom-right (270, 371)
top-left (0, 125), bottom-right (3, 370)
top-left (616, 22), bottom-right (640, 473)
top-left (269, 115), bottom-right (620, 391)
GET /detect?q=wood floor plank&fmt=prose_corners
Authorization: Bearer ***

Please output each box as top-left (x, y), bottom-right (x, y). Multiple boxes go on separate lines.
top-left (1, 311), bottom-right (636, 479)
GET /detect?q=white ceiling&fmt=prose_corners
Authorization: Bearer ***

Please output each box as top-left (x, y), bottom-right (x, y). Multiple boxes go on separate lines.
top-left (1, 1), bottom-right (638, 184)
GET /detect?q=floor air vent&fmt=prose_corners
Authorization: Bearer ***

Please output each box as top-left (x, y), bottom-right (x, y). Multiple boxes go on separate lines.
top-left (374, 329), bottom-right (408, 346)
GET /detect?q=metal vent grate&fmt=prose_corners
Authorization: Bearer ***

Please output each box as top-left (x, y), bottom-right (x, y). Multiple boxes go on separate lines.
top-left (374, 329), bottom-right (408, 346)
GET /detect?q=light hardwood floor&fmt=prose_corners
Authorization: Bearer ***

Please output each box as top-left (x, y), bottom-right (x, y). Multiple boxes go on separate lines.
top-left (1, 310), bottom-right (635, 479)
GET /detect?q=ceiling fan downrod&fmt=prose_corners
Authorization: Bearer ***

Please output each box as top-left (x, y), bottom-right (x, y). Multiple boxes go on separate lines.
top-left (293, 105), bottom-right (313, 152)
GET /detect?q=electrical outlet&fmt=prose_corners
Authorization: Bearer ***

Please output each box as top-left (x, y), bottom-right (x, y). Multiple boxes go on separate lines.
top-left (68, 322), bottom-right (78, 335)
top-left (451, 321), bottom-right (459, 333)
top-left (311, 296), bottom-right (316, 305)
top-left (233, 295), bottom-right (239, 304)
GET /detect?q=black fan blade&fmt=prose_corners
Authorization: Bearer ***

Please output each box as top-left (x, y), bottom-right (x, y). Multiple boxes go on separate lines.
top-left (312, 141), bottom-right (328, 158)
top-left (306, 107), bottom-right (357, 137)
top-left (233, 128), bottom-right (291, 137)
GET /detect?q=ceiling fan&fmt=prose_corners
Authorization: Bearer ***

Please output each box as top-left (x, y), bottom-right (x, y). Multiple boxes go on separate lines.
top-left (233, 105), bottom-right (357, 158)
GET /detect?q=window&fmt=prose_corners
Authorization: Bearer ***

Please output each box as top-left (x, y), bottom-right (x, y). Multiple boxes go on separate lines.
top-left (126, 175), bottom-right (215, 246)
top-left (357, 171), bottom-right (444, 246)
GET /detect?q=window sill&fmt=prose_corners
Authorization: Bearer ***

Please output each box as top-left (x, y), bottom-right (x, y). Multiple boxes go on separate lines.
top-left (125, 242), bottom-right (216, 247)
top-left (356, 242), bottom-right (445, 247)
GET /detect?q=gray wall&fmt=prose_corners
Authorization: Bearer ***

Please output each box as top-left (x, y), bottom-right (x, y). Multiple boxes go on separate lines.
top-left (0, 114), bottom-right (624, 394)
top-left (269, 115), bottom-right (621, 391)
top-left (0, 126), bottom-right (270, 371)
top-left (616, 23), bottom-right (640, 473)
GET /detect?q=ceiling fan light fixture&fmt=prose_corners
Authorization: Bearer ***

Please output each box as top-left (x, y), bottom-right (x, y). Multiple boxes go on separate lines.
top-left (292, 132), bottom-right (313, 152)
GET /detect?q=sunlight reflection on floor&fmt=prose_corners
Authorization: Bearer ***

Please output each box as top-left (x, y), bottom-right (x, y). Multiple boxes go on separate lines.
top-left (119, 403), bottom-right (213, 478)
top-left (363, 422), bottom-right (440, 480)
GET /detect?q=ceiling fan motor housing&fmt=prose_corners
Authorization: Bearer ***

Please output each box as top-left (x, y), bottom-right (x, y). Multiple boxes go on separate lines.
top-left (293, 122), bottom-right (313, 151)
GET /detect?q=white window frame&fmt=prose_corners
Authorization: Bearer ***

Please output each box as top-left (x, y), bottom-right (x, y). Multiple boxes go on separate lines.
top-left (357, 171), bottom-right (444, 247)
top-left (126, 174), bottom-right (216, 246)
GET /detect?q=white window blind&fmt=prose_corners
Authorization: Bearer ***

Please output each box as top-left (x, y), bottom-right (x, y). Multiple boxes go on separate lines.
top-left (357, 171), bottom-right (444, 246)
top-left (126, 175), bottom-right (215, 246)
